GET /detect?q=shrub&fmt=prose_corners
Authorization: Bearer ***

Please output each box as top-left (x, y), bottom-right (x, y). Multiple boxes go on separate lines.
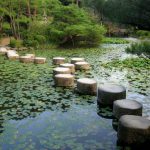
top-left (10, 38), bottom-right (23, 48)
top-left (47, 5), bottom-right (106, 47)
top-left (2, 22), bottom-right (12, 35)
top-left (23, 21), bottom-right (49, 48)
top-left (135, 30), bottom-right (150, 38)
top-left (126, 41), bottom-right (150, 57)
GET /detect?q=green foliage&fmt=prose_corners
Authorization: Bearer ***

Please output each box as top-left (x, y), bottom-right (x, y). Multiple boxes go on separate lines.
top-left (126, 41), bottom-right (150, 57)
top-left (2, 23), bottom-right (11, 35)
top-left (9, 38), bottom-right (23, 48)
top-left (23, 21), bottom-right (48, 48)
top-left (83, 0), bottom-right (150, 30)
top-left (102, 37), bottom-right (129, 44)
top-left (135, 30), bottom-right (150, 38)
top-left (102, 57), bottom-right (150, 95)
top-left (48, 5), bottom-right (106, 47)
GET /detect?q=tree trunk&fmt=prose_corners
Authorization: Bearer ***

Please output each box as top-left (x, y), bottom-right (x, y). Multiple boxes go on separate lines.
top-left (27, 0), bottom-right (31, 18)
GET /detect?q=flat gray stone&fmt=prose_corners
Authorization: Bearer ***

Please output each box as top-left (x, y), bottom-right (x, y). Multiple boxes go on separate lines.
top-left (113, 99), bottom-right (143, 119)
top-left (77, 78), bottom-right (97, 95)
top-left (97, 84), bottom-right (126, 105)
top-left (118, 115), bottom-right (150, 144)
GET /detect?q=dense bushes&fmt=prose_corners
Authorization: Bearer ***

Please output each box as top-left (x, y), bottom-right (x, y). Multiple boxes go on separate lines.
top-left (47, 5), bottom-right (106, 47)
top-left (10, 38), bottom-right (23, 48)
top-left (126, 41), bottom-right (150, 57)
top-left (135, 30), bottom-right (150, 39)
top-left (23, 21), bottom-right (48, 48)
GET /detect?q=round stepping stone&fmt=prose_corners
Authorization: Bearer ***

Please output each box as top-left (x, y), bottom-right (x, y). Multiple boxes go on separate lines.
top-left (53, 57), bottom-right (65, 65)
top-left (71, 58), bottom-right (85, 64)
top-left (77, 78), bottom-right (97, 95)
top-left (97, 84), bottom-right (126, 105)
top-left (118, 115), bottom-right (150, 144)
top-left (113, 99), bottom-right (143, 119)
top-left (20, 56), bottom-right (33, 63)
top-left (34, 57), bottom-right (46, 64)
top-left (55, 74), bottom-right (74, 87)
top-left (26, 54), bottom-right (35, 59)
top-left (7, 50), bottom-right (17, 54)
top-left (0, 47), bottom-right (7, 55)
top-left (75, 61), bottom-right (90, 70)
top-left (53, 67), bottom-right (71, 75)
top-left (7, 51), bottom-right (19, 60)
top-left (60, 63), bottom-right (75, 74)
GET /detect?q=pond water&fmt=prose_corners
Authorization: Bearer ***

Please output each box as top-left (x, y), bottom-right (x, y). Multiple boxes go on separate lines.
top-left (0, 44), bottom-right (150, 150)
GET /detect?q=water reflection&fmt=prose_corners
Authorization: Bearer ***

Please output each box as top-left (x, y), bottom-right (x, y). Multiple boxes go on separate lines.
top-left (0, 43), bottom-right (149, 149)
top-left (97, 103), bottom-right (114, 119)
top-left (0, 115), bottom-right (4, 134)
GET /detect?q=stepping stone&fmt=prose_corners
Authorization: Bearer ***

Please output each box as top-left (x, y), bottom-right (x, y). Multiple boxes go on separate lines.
top-left (77, 78), bottom-right (97, 95)
top-left (26, 54), bottom-right (35, 59)
top-left (20, 56), bottom-right (33, 63)
top-left (113, 99), bottom-right (143, 119)
top-left (7, 50), bottom-right (19, 60)
top-left (53, 67), bottom-right (71, 75)
top-left (7, 50), bottom-right (17, 54)
top-left (75, 61), bottom-right (90, 70)
top-left (97, 84), bottom-right (126, 105)
top-left (54, 74), bottom-right (74, 87)
top-left (34, 57), bottom-right (46, 64)
top-left (118, 115), bottom-right (150, 144)
top-left (60, 63), bottom-right (75, 74)
top-left (53, 57), bottom-right (65, 65)
top-left (71, 58), bottom-right (85, 64)
top-left (0, 47), bottom-right (7, 55)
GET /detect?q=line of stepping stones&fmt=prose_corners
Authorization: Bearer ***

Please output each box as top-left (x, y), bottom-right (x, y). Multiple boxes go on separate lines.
top-left (0, 47), bottom-right (46, 64)
top-left (53, 57), bottom-right (150, 146)
top-left (1, 47), bottom-right (150, 145)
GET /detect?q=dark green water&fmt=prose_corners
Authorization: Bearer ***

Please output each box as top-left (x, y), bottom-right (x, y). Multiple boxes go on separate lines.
top-left (0, 44), bottom-right (150, 150)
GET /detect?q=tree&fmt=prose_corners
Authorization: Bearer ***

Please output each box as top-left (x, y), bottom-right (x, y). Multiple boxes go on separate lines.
top-left (47, 4), bottom-right (106, 47)
top-left (83, 0), bottom-right (150, 30)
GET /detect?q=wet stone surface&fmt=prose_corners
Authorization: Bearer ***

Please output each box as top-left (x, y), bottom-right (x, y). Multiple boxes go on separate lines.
top-left (0, 43), bottom-right (149, 150)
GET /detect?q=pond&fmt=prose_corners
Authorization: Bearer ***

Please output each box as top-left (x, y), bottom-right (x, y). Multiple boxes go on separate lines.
top-left (0, 43), bottom-right (150, 150)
